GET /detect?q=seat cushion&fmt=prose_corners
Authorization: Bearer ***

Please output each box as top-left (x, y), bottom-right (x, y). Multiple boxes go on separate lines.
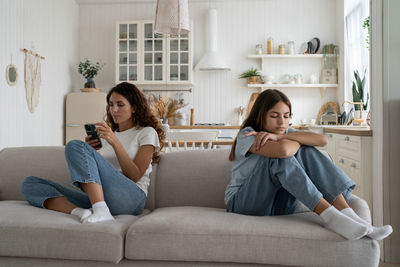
top-left (125, 206), bottom-right (379, 267)
top-left (0, 201), bottom-right (138, 263)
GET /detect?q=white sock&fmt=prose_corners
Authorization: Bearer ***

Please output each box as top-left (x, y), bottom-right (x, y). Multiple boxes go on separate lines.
top-left (82, 201), bottom-right (114, 223)
top-left (71, 207), bottom-right (92, 222)
top-left (341, 208), bottom-right (393, 240)
top-left (320, 206), bottom-right (369, 240)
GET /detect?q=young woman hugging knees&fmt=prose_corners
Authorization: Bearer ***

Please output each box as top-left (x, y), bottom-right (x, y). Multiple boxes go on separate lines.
top-left (21, 82), bottom-right (165, 223)
top-left (225, 89), bottom-right (392, 241)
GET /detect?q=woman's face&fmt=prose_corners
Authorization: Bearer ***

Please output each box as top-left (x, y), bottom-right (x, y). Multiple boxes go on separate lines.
top-left (264, 101), bottom-right (291, 134)
top-left (108, 92), bottom-right (134, 125)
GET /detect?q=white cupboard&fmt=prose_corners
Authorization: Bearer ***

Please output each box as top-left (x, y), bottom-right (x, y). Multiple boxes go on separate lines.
top-left (65, 92), bottom-right (107, 144)
top-left (116, 21), bottom-right (193, 85)
top-left (321, 133), bottom-right (372, 209)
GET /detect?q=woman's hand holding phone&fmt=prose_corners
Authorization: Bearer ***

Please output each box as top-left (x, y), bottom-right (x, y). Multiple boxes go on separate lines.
top-left (84, 123), bottom-right (102, 150)
top-left (85, 134), bottom-right (102, 150)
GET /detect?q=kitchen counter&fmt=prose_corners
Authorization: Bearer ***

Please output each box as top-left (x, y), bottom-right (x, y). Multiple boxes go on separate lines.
top-left (170, 125), bottom-right (240, 129)
top-left (292, 125), bottom-right (373, 136)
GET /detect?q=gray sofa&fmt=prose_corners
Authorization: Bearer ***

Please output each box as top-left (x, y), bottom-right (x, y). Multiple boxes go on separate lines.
top-left (0, 147), bottom-right (380, 267)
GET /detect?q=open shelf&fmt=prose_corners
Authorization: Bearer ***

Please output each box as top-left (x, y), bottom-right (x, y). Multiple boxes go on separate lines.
top-left (248, 83), bottom-right (338, 88)
top-left (247, 54), bottom-right (324, 59)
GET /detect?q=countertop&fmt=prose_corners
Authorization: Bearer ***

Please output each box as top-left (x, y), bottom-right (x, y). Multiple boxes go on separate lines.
top-left (169, 125), bottom-right (372, 136)
top-left (292, 125), bottom-right (373, 136)
top-left (170, 125), bottom-right (240, 129)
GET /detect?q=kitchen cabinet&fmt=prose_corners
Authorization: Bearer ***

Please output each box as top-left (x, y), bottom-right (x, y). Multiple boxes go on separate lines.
top-left (247, 54), bottom-right (338, 96)
top-left (116, 21), bottom-right (193, 85)
top-left (320, 132), bottom-right (372, 209)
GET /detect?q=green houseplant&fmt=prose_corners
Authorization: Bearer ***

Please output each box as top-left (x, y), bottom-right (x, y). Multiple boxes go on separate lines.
top-left (352, 69), bottom-right (369, 111)
top-left (239, 67), bottom-right (261, 83)
top-left (78, 59), bottom-right (104, 88)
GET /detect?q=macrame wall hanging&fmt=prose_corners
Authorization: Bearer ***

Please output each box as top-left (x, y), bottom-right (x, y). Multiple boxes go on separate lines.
top-left (21, 47), bottom-right (45, 113)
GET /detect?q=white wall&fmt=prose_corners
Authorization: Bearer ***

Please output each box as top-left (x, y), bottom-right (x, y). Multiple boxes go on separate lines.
top-left (78, 0), bottom-right (340, 125)
top-left (0, 0), bottom-right (79, 150)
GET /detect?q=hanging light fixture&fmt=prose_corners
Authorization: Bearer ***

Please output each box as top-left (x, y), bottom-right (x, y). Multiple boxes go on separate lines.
top-left (154, 0), bottom-right (190, 35)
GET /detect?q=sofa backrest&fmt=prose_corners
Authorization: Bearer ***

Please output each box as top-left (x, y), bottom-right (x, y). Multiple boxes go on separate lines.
top-left (0, 147), bottom-right (232, 211)
top-left (152, 149), bottom-right (232, 209)
top-left (0, 146), bottom-right (72, 201)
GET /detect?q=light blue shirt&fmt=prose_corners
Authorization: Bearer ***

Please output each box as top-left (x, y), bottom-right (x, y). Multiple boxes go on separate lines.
top-left (224, 126), bottom-right (296, 205)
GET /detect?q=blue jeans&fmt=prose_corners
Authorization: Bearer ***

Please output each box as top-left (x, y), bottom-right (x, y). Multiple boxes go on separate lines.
top-left (227, 146), bottom-right (355, 216)
top-left (21, 140), bottom-right (146, 216)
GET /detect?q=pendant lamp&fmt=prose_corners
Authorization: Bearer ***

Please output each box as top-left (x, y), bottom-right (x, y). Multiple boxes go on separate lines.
top-left (154, 0), bottom-right (190, 35)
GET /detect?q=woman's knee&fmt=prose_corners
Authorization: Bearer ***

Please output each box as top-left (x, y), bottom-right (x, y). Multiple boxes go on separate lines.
top-left (65, 140), bottom-right (87, 157)
top-left (21, 176), bottom-right (42, 196)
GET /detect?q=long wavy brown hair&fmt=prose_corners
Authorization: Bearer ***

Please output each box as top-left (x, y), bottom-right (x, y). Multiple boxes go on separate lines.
top-left (228, 89), bottom-right (292, 161)
top-left (105, 82), bottom-right (165, 163)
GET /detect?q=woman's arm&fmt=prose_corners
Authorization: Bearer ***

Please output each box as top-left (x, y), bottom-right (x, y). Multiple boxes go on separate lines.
top-left (112, 140), bottom-right (154, 183)
top-left (246, 131), bottom-right (301, 158)
top-left (95, 123), bottom-right (154, 183)
top-left (280, 132), bottom-right (328, 147)
top-left (249, 139), bottom-right (301, 158)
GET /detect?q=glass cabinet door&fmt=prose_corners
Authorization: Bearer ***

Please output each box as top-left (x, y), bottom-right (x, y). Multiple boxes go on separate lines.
top-left (168, 33), bottom-right (190, 82)
top-left (117, 21), bottom-right (192, 85)
top-left (118, 23), bottom-right (138, 82)
top-left (143, 23), bottom-right (164, 81)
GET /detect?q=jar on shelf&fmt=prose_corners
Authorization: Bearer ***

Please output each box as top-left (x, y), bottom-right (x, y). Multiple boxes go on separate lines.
top-left (255, 44), bottom-right (263, 55)
top-left (278, 44), bottom-right (286, 55)
top-left (267, 37), bottom-right (274, 54)
top-left (287, 41), bottom-right (295, 55)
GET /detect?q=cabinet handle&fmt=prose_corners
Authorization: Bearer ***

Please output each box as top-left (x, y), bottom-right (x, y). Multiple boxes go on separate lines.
top-left (351, 163), bottom-right (357, 168)
top-left (328, 134), bottom-right (333, 138)
top-left (345, 136), bottom-right (350, 141)
top-left (339, 159), bottom-right (344, 164)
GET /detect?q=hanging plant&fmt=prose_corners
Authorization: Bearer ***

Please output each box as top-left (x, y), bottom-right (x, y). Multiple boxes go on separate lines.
top-left (363, 16), bottom-right (370, 50)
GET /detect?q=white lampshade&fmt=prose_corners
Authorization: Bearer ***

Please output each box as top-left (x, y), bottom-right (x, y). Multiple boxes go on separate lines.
top-left (154, 0), bottom-right (190, 35)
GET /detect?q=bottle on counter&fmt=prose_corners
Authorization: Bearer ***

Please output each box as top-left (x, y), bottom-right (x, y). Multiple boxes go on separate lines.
top-left (190, 108), bottom-right (194, 126)
top-left (267, 37), bottom-right (274, 54)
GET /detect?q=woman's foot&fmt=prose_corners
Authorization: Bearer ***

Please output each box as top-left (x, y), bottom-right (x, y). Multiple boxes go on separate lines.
top-left (70, 207), bottom-right (92, 222)
top-left (83, 201), bottom-right (114, 223)
top-left (341, 208), bottom-right (393, 240)
top-left (320, 206), bottom-right (369, 240)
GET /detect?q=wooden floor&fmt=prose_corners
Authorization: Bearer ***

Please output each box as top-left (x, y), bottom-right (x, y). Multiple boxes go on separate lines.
top-left (380, 262), bottom-right (400, 267)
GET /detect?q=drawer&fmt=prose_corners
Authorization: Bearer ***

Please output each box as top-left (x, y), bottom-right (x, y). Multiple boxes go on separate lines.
top-left (336, 156), bottom-right (361, 184)
top-left (337, 147), bottom-right (361, 161)
top-left (337, 135), bottom-right (361, 152)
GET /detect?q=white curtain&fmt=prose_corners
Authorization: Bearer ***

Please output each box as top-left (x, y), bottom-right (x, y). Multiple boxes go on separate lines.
top-left (344, 0), bottom-right (369, 111)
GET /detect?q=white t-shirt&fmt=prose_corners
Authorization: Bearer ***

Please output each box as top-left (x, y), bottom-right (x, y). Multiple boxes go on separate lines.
top-left (98, 126), bottom-right (160, 196)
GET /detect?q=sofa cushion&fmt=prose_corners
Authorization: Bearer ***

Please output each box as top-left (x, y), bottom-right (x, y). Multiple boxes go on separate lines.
top-left (125, 206), bottom-right (379, 267)
top-left (155, 149), bottom-right (232, 209)
top-left (0, 201), bottom-right (138, 263)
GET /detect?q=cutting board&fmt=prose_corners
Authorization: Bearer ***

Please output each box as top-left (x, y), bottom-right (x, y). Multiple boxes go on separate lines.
top-left (247, 92), bottom-right (259, 115)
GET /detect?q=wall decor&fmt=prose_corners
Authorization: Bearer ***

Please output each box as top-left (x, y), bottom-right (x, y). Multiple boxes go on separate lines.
top-left (21, 47), bottom-right (45, 113)
top-left (6, 64), bottom-right (18, 86)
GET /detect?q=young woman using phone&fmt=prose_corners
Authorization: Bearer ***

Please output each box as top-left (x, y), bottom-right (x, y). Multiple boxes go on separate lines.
top-left (22, 82), bottom-right (165, 223)
top-left (225, 89), bottom-right (392, 240)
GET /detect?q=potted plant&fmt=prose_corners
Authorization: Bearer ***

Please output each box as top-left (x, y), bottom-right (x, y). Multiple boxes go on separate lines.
top-left (239, 67), bottom-right (261, 84)
top-left (352, 69), bottom-right (369, 120)
top-left (78, 59), bottom-right (104, 89)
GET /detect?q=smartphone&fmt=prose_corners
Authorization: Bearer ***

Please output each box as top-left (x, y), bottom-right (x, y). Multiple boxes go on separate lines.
top-left (84, 123), bottom-right (102, 149)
